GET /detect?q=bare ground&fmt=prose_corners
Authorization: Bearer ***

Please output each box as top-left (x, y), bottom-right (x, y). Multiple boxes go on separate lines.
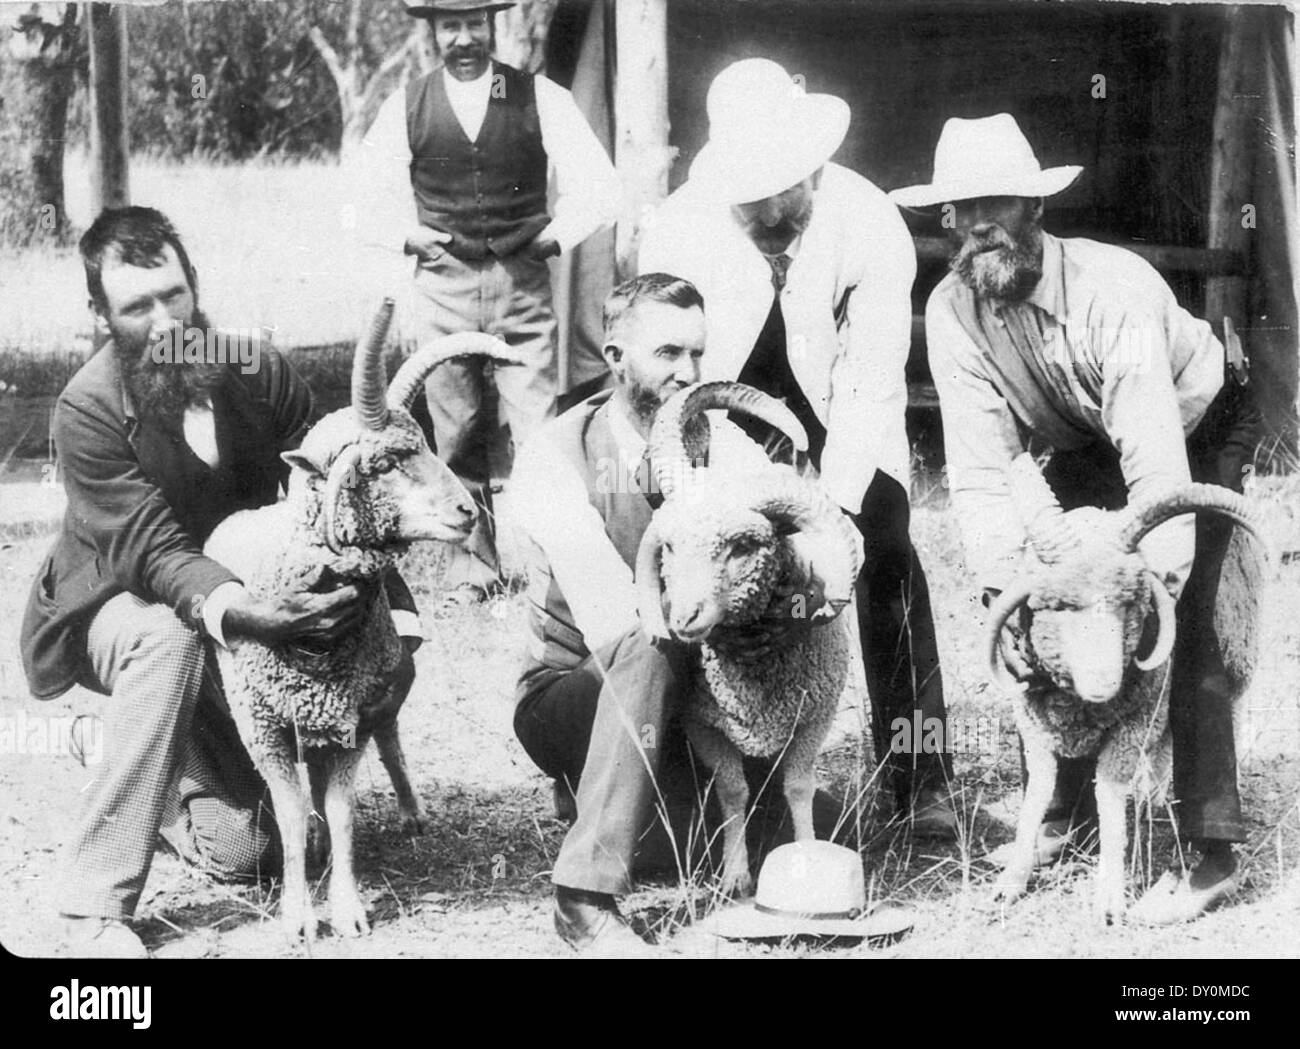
top-left (1, 485), bottom-right (1298, 960)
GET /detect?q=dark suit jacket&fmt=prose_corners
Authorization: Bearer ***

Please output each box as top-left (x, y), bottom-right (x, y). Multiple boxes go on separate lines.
top-left (20, 342), bottom-right (416, 699)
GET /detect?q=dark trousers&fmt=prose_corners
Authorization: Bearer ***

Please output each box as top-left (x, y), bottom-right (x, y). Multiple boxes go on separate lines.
top-left (514, 629), bottom-right (842, 894)
top-left (852, 470), bottom-right (952, 805)
top-left (1035, 379), bottom-right (1260, 842)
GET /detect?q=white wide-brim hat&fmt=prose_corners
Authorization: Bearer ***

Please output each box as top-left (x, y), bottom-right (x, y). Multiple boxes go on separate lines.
top-left (890, 113), bottom-right (1082, 209)
top-left (682, 59), bottom-right (850, 206)
top-left (691, 841), bottom-right (917, 941)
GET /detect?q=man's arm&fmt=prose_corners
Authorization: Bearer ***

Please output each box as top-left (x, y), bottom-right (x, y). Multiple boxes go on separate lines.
top-left (1096, 308), bottom-right (1196, 597)
top-left (819, 185), bottom-right (915, 513)
top-left (511, 433), bottom-right (640, 651)
top-left (351, 90), bottom-right (425, 285)
top-left (926, 291), bottom-right (1035, 591)
top-left (54, 395), bottom-right (238, 632)
top-left (532, 75), bottom-right (621, 254)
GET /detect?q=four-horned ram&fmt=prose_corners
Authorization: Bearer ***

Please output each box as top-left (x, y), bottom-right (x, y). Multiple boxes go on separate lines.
top-left (636, 382), bottom-right (863, 896)
top-left (204, 300), bottom-right (522, 941)
top-left (986, 451), bottom-right (1268, 922)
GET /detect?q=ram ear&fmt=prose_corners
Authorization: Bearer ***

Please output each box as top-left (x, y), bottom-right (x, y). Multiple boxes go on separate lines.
top-left (282, 449), bottom-right (325, 478)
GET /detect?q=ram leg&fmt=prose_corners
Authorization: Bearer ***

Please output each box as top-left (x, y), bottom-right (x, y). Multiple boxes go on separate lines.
top-left (323, 744), bottom-right (370, 936)
top-left (996, 733), bottom-right (1057, 905)
top-left (1093, 766), bottom-right (1129, 925)
top-left (253, 731), bottom-right (316, 941)
top-left (373, 715), bottom-right (425, 835)
top-left (687, 721), bottom-right (753, 898)
top-left (782, 719), bottom-right (830, 843)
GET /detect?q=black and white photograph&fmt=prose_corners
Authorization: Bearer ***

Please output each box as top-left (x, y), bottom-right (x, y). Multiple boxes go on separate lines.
top-left (0, 0), bottom-right (1296, 979)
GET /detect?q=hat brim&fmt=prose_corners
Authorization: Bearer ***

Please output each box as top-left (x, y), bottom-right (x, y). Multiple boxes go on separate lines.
top-left (680, 95), bottom-right (850, 206)
top-left (888, 165), bottom-right (1082, 210)
top-left (406, 2), bottom-right (516, 15)
top-left (692, 899), bottom-right (916, 941)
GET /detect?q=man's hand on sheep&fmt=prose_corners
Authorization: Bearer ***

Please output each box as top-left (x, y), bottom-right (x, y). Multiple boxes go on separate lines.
top-left (224, 584), bottom-right (366, 646)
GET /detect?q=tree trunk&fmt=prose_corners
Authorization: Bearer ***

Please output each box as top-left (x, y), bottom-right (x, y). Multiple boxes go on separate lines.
top-left (0, 3), bottom-right (81, 247)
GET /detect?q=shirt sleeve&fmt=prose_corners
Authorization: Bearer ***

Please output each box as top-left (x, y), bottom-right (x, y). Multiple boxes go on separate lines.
top-left (351, 89), bottom-right (419, 281)
top-left (818, 188), bottom-right (916, 512)
top-left (1096, 309), bottom-right (1196, 597)
top-left (534, 75), bottom-right (621, 254)
top-left (511, 433), bottom-right (639, 651)
top-left (926, 290), bottom-right (1034, 591)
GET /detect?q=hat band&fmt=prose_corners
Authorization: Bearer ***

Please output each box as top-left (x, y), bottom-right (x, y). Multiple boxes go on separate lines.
top-left (754, 902), bottom-right (863, 921)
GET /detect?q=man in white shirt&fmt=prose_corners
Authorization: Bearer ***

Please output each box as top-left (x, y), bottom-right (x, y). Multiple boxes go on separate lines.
top-left (893, 114), bottom-right (1261, 922)
top-left (639, 59), bottom-right (955, 833)
top-left (355, 0), bottom-right (620, 610)
top-left (511, 273), bottom-right (840, 954)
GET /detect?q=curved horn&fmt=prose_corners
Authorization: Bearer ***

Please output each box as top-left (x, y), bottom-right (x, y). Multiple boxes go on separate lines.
top-left (321, 444), bottom-right (364, 555)
top-left (1119, 483), bottom-right (1269, 554)
top-left (1007, 452), bottom-right (1081, 565)
top-left (634, 518), bottom-right (671, 640)
top-left (746, 472), bottom-right (863, 609)
top-left (387, 333), bottom-right (527, 410)
top-left (1134, 570), bottom-right (1177, 671)
top-left (353, 299), bottom-right (396, 430)
top-left (984, 579), bottom-right (1037, 694)
top-left (648, 382), bottom-right (809, 500)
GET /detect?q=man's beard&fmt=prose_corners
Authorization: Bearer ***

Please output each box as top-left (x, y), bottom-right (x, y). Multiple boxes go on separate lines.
top-left (744, 206), bottom-right (813, 256)
top-left (115, 308), bottom-right (227, 427)
top-left (628, 379), bottom-right (668, 427)
top-left (951, 222), bottom-right (1044, 301)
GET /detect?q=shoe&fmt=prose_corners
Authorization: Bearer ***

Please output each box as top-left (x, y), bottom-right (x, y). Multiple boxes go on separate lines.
top-left (61, 916), bottom-right (148, 959)
top-left (553, 887), bottom-right (656, 957)
top-left (987, 818), bottom-right (1092, 869)
top-left (906, 788), bottom-right (960, 840)
top-left (1128, 848), bottom-right (1238, 926)
top-left (553, 779), bottom-right (577, 823)
top-left (432, 584), bottom-right (489, 620)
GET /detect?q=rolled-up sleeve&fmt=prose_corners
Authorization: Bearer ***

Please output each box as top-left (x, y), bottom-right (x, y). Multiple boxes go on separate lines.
top-left (819, 190), bottom-right (915, 512)
top-left (535, 76), bottom-right (620, 254)
top-left (1098, 311), bottom-right (1196, 597)
top-left (926, 292), bottom-right (1031, 590)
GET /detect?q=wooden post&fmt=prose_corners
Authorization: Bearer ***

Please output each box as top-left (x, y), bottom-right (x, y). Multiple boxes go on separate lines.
top-left (614, 0), bottom-right (670, 279)
top-left (88, 2), bottom-right (130, 214)
top-left (1205, 6), bottom-right (1253, 328)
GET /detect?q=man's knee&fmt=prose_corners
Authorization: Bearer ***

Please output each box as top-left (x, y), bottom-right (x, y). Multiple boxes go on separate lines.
top-left (86, 599), bottom-right (205, 700)
top-left (186, 796), bottom-right (280, 881)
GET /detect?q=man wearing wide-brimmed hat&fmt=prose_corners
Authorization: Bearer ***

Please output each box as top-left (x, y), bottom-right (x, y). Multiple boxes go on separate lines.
top-left (356, 0), bottom-right (619, 611)
top-left (894, 114), bottom-right (1261, 923)
top-left (640, 59), bottom-right (956, 835)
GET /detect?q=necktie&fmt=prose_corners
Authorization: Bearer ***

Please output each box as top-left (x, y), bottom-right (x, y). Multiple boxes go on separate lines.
top-left (765, 252), bottom-right (792, 294)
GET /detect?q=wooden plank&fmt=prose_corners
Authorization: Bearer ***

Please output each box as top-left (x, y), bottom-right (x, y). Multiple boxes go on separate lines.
top-left (88, 3), bottom-right (130, 214)
top-left (1205, 6), bottom-right (1253, 325)
top-left (614, 0), bottom-right (669, 279)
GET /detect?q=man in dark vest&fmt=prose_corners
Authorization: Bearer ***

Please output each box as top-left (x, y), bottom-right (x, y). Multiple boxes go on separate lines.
top-left (357, 0), bottom-right (620, 613)
top-left (893, 114), bottom-right (1262, 923)
top-left (20, 207), bottom-right (420, 957)
top-left (511, 273), bottom-right (850, 954)
top-left (640, 59), bottom-right (957, 835)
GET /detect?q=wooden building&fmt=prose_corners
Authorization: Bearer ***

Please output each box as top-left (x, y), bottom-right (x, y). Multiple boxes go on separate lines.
top-left (549, 0), bottom-right (1298, 460)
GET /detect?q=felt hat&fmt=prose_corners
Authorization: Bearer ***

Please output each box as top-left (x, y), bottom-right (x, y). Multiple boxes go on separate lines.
top-left (692, 841), bottom-right (917, 941)
top-left (682, 59), bottom-right (850, 206)
top-left (889, 113), bottom-right (1082, 209)
top-left (403, 0), bottom-right (515, 16)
